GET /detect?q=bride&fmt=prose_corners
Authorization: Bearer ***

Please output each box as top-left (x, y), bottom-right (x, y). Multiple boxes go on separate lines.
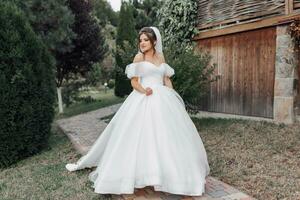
top-left (65, 26), bottom-right (210, 196)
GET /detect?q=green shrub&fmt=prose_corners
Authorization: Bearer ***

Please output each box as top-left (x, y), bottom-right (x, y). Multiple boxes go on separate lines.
top-left (164, 41), bottom-right (218, 114)
top-left (107, 79), bottom-right (115, 89)
top-left (62, 80), bottom-right (84, 107)
top-left (76, 96), bottom-right (98, 104)
top-left (0, 2), bottom-right (56, 168)
top-left (85, 62), bottom-right (103, 87)
top-left (289, 20), bottom-right (300, 46)
top-left (62, 76), bottom-right (100, 107)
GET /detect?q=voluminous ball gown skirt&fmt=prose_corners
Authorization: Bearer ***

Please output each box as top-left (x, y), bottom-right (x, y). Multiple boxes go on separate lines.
top-left (65, 61), bottom-right (210, 196)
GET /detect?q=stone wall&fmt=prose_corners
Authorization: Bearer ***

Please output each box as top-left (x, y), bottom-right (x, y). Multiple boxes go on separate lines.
top-left (296, 56), bottom-right (300, 116)
top-left (274, 24), bottom-right (299, 124)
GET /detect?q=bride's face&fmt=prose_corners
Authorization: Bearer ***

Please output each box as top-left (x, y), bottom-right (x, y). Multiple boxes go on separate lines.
top-left (139, 33), bottom-right (154, 53)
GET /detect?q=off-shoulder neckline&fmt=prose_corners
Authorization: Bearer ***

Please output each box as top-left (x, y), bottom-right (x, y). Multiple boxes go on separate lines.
top-left (135, 61), bottom-right (166, 68)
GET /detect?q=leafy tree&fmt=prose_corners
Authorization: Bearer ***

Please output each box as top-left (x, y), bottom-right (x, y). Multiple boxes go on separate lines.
top-left (57, 0), bottom-right (108, 85)
top-left (13, 0), bottom-right (76, 113)
top-left (91, 1), bottom-right (118, 85)
top-left (0, 1), bottom-right (56, 167)
top-left (55, 0), bottom-right (108, 111)
top-left (132, 0), bottom-right (162, 30)
top-left (100, 24), bottom-right (117, 83)
top-left (86, 62), bottom-right (103, 86)
top-left (14, 0), bottom-right (76, 55)
top-left (158, 0), bottom-right (199, 50)
top-left (11, 0), bottom-right (108, 112)
top-left (91, 0), bottom-right (118, 26)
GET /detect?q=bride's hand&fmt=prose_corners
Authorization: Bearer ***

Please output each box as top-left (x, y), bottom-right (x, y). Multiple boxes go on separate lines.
top-left (145, 87), bottom-right (153, 96)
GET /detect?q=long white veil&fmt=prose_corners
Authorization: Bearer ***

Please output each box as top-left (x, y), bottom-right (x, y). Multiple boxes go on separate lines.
top-left (149, 26), bottom-right (163, 53)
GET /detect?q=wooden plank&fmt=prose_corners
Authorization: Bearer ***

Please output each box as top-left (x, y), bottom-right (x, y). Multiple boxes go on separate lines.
top-left (240, 33), bottom-right (246, 115)
top-left (295, 3), bottom-right (300, 9)
top-left (218, 37), bottom-right (224, 112)
top-left (206, 41), bottom-right (212, 112)
top-left (294, 0), bottom-right (300, 9)
top-left (257, 30), bottom-right (265, 116)
top-left (244, 32), bottom-right (253, 115)
top-left (232, 35), bottom-right (239, 114)
top-left (251, 31), bottom-right (259, 116)
top-left (286, 0), bottom-right (291, 14)
top-left (290, 0), bottom-right (294, 12)
top-left (225, 35), bottom-right (233, 113)
top-left (214, 38), bottom-right (219, 112)
top-left (193, 11), bottom-right (300, 40)
top-left (269, 29), bottom-right (276, 117)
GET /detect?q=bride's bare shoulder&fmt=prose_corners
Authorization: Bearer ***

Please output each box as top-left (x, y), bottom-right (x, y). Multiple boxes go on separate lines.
top-left (133, 53), bottom-right (144, 63)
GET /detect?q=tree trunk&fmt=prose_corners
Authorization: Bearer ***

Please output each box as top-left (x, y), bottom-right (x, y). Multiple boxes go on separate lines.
top-left (57, 87), bottom-right (63, 113)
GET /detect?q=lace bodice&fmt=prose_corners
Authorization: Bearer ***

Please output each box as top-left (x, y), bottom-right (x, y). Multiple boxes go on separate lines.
top-left (125, 61), bottom-right (175, 88)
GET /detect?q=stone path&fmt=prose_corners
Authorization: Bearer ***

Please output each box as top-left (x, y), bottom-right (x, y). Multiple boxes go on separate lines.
top-left (56, 103), bottom-right (122, 155)
top-left (56, 104), bottom-right (255, 200)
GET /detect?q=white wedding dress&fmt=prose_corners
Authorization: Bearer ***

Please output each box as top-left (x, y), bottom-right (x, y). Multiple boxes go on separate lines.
top-left (65, 61), bottom-right (210, 196)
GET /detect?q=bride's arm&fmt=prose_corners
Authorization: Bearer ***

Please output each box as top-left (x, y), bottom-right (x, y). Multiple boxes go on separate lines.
top-left (164, 76), bottom-right (173, 89)
top-left (130, 54), bottom-right (147, 94)
top-left (131, 77), bottom-right (147, 94)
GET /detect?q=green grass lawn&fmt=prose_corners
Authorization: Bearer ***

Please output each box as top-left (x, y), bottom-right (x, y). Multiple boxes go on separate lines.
top-left (54, 88), bottom-right (125, 120)
top-left (0, 124), bottom-right (110, 200)
top-left (193, 118), bottom-right (300, 200)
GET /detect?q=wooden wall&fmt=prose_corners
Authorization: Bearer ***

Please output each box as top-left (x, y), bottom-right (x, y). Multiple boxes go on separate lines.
top-left (197, 27), bottom-right (276, 118)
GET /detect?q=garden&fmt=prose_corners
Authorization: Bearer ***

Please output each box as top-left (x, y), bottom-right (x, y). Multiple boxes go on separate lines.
top-left (0, 0), bottom-right (299, 200)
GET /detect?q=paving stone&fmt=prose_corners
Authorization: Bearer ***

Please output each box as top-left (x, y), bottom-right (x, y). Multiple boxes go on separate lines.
top-left (112, 194), bottom-right (125, 200)
top-left (134, 196), bottom-right (149, 200)
top-left (161, 194), bottom-right (182, 200)
top-left (144, 197), bottom-right (163, 200)
top-left (208, 190), bottom-right (229, 198)
top-left (135, 189), bottom-right (148, 196)
top-left (144, 187), bottom-right (155, 194)
top-left (240, 197), bottom-right (255, 200)
top-left (220, 193), bottom-right (250, 200)
top-left (192, 194), bottom-right (215, 200)
top-left (123, 193), bottom-right (137, 200)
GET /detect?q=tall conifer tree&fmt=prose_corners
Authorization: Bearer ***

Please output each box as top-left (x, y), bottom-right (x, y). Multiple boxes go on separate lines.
top-left (114, 1), bottom-right (137, 97)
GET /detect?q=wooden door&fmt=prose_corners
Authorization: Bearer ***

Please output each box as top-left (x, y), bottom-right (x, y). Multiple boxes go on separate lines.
top-left (197, 27), bottom-right (276, 118)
